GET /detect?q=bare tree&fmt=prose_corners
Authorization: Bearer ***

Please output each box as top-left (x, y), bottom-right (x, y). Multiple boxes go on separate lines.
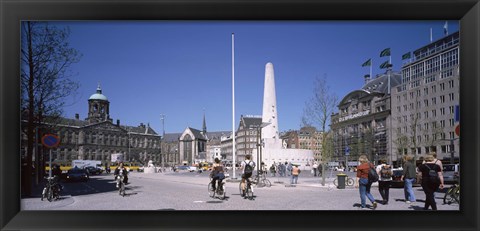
top-left (21, 22), bottom-right (81, 195)
top-left (301, 75), bottom-right (338, 185)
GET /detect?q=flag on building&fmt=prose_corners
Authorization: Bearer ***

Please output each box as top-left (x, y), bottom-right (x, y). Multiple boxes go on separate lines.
top-left (402, 52), bottom-right (411, 60)
top-left (361, 58), bottom-right (371, 67)
top-left (444, 21), bottom-right (448, 35)
top-left (380, 48), bottom-right (390, 57)
top-left (379, 60), bottom-right (390, 69)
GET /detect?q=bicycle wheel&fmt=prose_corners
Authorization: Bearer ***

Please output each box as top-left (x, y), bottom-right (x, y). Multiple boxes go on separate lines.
top-left (346, 178), bottom-right (355, 186)
top-left (263, 179), bottom-right (272, 187)
top-left (218, 183), bottom-right (226, 200)
top-left (453, 186), bottom-right (460, 204)
top-left (121, 183), bottom-right (126, 197)
top-left (333, 178), bottom-right (338, 187)
top-left (208, 183), bottom-right (216, 198)
top-left (443, 186), bottom-right (456, 204)
top-left (47, 187), bottom-right (53, 202)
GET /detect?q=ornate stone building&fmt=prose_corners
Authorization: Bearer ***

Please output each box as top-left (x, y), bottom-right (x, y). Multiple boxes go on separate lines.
top-left (21, 85), bottom-right (162, 165)
top-left (331, 71), bottom-right (401, 167)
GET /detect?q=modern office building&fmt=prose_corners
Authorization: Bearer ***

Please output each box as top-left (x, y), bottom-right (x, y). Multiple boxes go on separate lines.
top-left (391, 31), bottom-right (460, 163)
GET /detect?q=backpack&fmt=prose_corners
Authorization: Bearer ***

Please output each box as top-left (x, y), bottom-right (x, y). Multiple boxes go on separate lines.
top-left (368, 163), bottom-right (379, 183)
top-left (380, 165), bottom-right (392, 179)
top-left (244, 161), bottom-right (254, 174)
top-left (424, 164), bottom-right (440, 184)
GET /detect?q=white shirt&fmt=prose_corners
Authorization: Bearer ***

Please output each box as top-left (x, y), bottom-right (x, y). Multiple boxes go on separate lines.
top-left (241, 160), bottom-right (255, 174)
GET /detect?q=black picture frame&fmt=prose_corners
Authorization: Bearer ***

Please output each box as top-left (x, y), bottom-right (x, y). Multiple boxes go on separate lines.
top-left (1, 0), bottom-right (479, 230)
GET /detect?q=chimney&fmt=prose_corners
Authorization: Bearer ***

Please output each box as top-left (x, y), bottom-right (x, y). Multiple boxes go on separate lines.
top-left (364, 74), bottom-right (371, 84)
top-left (75, 113), bottom-right (79, 120)
top-left (116, 119), bottom-right (120, 126)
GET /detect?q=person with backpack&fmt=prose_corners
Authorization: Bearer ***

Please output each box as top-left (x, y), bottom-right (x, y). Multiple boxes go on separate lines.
top-left (417, 154), bottom-right (444, 210)
top-left (376, 159), bottom-right (393, 205)
top-left (240, 155), bottom-right (256, 198)
top-left (354, 154), bottom-right (378, 209)
top-left (401, 154), bottom-right (417, 204)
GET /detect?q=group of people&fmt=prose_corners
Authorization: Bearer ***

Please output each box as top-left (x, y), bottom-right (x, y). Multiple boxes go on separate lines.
top-left (355, 153), bottom-right (444, 210)
top-left (267, 162), bottom-right (290, 177)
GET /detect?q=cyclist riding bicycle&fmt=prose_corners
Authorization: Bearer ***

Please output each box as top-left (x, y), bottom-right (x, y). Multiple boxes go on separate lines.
top-left (210, 158), bottom-right (225, 191)
top-left (114, 162), bottom-right (129, 188)
top-left (240, 154), bottom-right (256, 198)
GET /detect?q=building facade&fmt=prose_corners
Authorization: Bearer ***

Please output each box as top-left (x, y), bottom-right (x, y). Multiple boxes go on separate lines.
top-left (391, 31), bottom-right (460, 163)
top-left (280, 127), bottom-right (323, 163)
top-left (331, 71), bottom-right (401, 167)
top-left (21, 85), bottom-right (162, 166)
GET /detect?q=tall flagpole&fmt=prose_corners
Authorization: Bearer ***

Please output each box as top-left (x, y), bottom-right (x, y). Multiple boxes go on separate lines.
top-left (370, 59), bottom-right (372, 79)
top-left (232, 33), bottom-right (236, 179)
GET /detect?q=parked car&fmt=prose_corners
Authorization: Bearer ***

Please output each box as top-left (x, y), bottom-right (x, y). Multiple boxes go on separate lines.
top-left (175, 166), bottom-right (190, 172)
top-left (443, 164), bottom-right (460, 184)
top-left (187, 166), bottom-right (197, 172)
top-left (66, 167), bottom-right (89, 182)
top-left (390, 169), bottom-right (404, 188)
top-left (84, 166), bottom-right (103, 175)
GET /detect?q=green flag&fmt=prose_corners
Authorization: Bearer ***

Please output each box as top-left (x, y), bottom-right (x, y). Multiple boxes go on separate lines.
top-left (379, 60), bottom-right (390, 69)
top-left (361, 59), bottom-right (371, 67)
top-left (402, 52), bottom-right (411, 60)
top-left (380, 48), bottom-right (391, 57)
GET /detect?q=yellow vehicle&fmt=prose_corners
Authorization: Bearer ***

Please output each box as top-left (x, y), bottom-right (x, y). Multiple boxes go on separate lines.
top-left (45, 162), bottom-right (73, 173)
top-left (109, 162), bottom-right (142, 172)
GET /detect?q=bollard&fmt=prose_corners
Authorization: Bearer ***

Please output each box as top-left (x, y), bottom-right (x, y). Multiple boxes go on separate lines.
top-left (337, 173), bottom-right (347, 189)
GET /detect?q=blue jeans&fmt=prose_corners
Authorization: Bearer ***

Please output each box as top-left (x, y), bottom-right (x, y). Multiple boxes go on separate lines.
top-left (359, 178), bottom-right (375, 208)
top-left (291, 175), bottom-right (298, 184)
top-left (404, 178), bottom-right (416, 202)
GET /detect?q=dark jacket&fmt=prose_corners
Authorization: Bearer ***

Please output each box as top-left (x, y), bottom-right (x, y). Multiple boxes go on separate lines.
top-left (403, 161), bottom-right (416, 179)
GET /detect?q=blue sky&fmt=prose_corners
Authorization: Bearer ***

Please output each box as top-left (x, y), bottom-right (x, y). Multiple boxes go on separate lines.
top-left (54, 21), bottom-right (459, 134)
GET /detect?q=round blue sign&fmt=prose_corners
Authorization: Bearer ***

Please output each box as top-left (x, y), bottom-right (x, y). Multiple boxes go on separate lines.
top-left (41, 134), bottom-right (60, 148)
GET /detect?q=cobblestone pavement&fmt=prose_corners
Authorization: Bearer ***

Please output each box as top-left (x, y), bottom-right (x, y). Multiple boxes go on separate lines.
top-left (21, 170), bottom-right (459, 211)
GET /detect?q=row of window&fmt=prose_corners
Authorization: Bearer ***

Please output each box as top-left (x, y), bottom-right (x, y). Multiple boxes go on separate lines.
top-left (397, 104), bottom-right (456, 117)
top-left (402, 48), bottom-right (458, 82)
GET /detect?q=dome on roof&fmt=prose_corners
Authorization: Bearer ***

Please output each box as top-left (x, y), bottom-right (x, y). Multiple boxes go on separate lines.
top-left (89, 84), bottom-right (108, 101)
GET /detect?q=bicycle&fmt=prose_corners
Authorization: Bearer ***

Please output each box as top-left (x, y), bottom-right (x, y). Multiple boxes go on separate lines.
top-left (333, 175), bottom-right (355, 187)
top-left (41, 176), bottom-right (61, 202)
top-left (239, 178), bottom-right (254, 200)
top-left (443, 183), bottom-right (460, 205)
top-left (253, 173), bottom-right (272, 187)
top-left (208, 178), bottom-right (227, 200)
top-left (116, 175), bottom-right (126, 197)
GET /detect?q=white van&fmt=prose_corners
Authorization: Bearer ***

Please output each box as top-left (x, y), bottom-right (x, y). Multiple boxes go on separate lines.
top-left (442, 164), bottom-right (459, 184)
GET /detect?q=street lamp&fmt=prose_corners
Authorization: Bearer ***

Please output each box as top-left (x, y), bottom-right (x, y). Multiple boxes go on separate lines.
top-left (252, 122), bottom-right (270, 186)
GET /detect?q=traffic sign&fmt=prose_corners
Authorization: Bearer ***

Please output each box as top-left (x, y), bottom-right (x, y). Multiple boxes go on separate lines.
top-left (345, 146), bottom-right (350, 156)
top-left (41, 134), bottom-right (60, 148)
top-left (455, 124), bottom-right (460, 137)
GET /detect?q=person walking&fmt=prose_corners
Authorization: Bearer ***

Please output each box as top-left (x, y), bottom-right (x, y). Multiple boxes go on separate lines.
top-left (286, 162), bottom-right (293, 177)
top-left (401, 154), bottom-right (417, 204)
top-left (312, 162), bottom-right (318, 177)
top-left (270, 163), bottom-right (276, 177)
top-left (355, 155), bottom-right (377, 209)
top-left (376, 159), bottom-right (393, 205)
top-left (290, 165), bottom-right (300, 184)
top-left (418, 154), bottom-right (444, 210)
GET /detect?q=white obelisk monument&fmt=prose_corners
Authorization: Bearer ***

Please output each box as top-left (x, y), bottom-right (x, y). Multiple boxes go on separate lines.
top-left (258, 62), bottom-right (314, 168)
top-left (262, 62), bottom-right (281, 149)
